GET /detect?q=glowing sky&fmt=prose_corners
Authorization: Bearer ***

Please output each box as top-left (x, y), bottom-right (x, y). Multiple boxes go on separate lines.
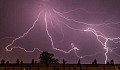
top-left (0, 0), bottom-right (120, 64)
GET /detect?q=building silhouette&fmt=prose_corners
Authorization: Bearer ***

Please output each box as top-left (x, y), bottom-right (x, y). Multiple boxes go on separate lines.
top-left (0, 63), bottom-right (119, 70)
top-left (0, 51), bottom-right (119, 70)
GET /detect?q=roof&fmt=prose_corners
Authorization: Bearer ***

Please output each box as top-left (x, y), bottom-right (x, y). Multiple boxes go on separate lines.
top-left (0, 64), bottom-right (119, 67)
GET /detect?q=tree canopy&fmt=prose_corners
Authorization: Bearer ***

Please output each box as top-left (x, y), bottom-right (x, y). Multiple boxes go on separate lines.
top-left (39, 51), bottom-right (59, 64)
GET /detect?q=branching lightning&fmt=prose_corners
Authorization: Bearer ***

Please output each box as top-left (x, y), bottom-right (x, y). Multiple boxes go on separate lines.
top-left (45, 12), bottom-right (79, 53)
top-left (4, 1), bottom-right (120, 64)
top-left (5, 11), bottom-right (42, 52)
top-left (53, 9), bottom-right (120, 64)
top-left (8, 46), bottom-right (43, 52)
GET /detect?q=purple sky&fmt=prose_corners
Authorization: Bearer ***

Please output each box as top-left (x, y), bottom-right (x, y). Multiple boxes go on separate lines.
top-left (0, 0), bottom-right (120, 64)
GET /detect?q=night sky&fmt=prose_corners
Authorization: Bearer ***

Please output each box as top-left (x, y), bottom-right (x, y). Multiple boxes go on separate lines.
top-left (0, 0), bottom-right (120, 64)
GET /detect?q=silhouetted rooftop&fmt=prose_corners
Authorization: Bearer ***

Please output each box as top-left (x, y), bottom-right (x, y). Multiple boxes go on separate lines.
top-left (0, 64), bottom-right (120, 67)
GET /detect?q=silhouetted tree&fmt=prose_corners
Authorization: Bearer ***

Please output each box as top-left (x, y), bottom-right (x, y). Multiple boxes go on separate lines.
top-left (16, 59), bottom-right (20, 65)
top-left (107, 61), bottom-right (109, 64)
top-left (32, 59), bottom-right (34, 65)
top-left (20, 61), bottom-right (23, 64)
top-left (78, 59), bottom-right (81, 65)
top-left (110, 59), bottom-right (114, 65)
top-left (63, 59), bottom-right (65, 66)
top-left (92, 59), bottom-right (97, 65)
top-left (94, 59), bottom-right (97, 64)
top-left (39, 51), bottom-right (59, 64)
top-left (50, 58), bottom-right (58, 64)
top-left (1, 59), bottom-right (5, 65)
top-left (35, 61), bottom-right (37, 64)
top-left (78, 59), bottom-right (82, 70)
top-left (6, 61), bottom-right (9, 65)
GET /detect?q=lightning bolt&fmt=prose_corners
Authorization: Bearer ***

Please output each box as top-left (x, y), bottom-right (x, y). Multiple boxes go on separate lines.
top-left (53, 9), bottom-right (120, 64)
top-left (84, 28), bottom-right (109, 64)
top-left (4, 3), bottom-right (120, 64)
top-left (52, 9), bottom-right (110, 26)
top-left (5, 11), bottom-right (42, 52)
top-left (84, 28), bottom-right (120, 63)
top-left (5, 11), bottom-right (79, 54)
top-left (44, 12), bottom-right (79, 53)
